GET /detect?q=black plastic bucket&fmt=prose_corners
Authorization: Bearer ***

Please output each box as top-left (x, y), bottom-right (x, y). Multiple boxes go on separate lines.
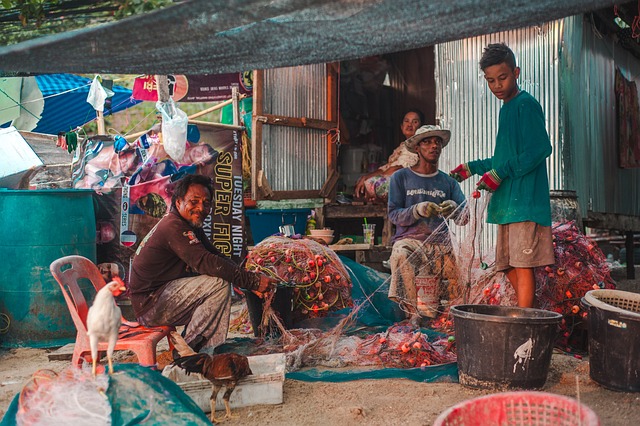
top-left (450, 304), bottom-right (562, 389)
top-left (581, 289), bottom-right (640, 392)
top-left (245, 287), bottom-right (294, 337)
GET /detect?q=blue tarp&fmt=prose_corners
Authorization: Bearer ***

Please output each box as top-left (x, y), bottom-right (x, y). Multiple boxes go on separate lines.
top-left (219, 256), bottom-right (459, 383)
top-left (2, 74), bottom-right (140, 135)
top-left (1, 364), bottom-right (210, 425)
top-left (286, 256), bottom-right (459, 382)
top-left (33, 74), bottom-right (141, 135)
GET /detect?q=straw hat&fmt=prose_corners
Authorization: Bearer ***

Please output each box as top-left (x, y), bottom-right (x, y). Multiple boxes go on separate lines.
top-left (404, 125), bottom-right (451, 153)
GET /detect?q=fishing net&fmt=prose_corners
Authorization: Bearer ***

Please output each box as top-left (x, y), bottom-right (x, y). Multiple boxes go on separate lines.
top-left (6, 364), bottom-right (209, 425)
top-left (240, 229), bottom-right (462, 374)
top-left (230, 193), bottom-right (616, 378)
top-left (247, 318), bottom-right (456, 372)
top-left (234, 200), bottom-right (482, 374)
top-left (438, 194), bottom-right (615, 350)
top-left (446, 196), bottom-right (615, 315)
top-left (245, 236), bottom-right (353, 324)
top-left (16, 369), bottom-right (110, 426)
top-left (535, 221), bottom-right (616, 315)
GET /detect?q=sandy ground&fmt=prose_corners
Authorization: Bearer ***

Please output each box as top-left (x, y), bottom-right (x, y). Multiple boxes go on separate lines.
top-left (1, 269), bottom-right (639, 425)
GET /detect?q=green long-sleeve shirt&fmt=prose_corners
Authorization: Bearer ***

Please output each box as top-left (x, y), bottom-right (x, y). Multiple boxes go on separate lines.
top-left (468, 90), bottom-right (552, 226)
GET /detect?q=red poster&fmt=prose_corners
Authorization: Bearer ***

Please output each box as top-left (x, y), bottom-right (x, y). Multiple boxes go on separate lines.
top-left (132, 73), bottom-right (253, 103)
top-left (132, 75), bottom-right (159, 101)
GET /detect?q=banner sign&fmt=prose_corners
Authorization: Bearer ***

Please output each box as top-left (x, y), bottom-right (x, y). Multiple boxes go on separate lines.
top-left (121, 126), bottom-right (245, 262)
top-left (206, 128), bottom-right (245, 260)
top-left (132, 73), bottom-right (253, 103)
top-left (119, 184), bottom-right (134, 246)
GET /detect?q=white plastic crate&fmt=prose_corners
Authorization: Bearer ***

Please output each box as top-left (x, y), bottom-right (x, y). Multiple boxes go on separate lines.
top-left (163, 353), bottom-right (285, 412)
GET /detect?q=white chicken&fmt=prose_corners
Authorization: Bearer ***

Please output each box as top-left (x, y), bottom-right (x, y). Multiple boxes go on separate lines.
top-left (86, 277), bottom-right (126, 376)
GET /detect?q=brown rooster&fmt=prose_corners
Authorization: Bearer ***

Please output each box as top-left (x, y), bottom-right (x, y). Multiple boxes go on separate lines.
top-left (170, 332), bottom-right (252, 422)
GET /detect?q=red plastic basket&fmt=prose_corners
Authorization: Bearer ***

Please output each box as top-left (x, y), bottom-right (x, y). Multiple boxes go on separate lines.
top-left (434, 391), bottom-right (600, 426)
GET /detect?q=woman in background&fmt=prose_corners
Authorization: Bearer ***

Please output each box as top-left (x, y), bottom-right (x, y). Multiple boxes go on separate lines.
top-left (354, 108), bottom-right (425, 203)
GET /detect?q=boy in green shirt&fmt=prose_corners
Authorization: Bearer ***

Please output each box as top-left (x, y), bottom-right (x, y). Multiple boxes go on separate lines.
top-left (450, 43), bottom-right (555, 308)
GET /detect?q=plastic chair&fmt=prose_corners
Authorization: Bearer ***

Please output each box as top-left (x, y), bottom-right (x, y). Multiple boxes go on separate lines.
top-left (50, 255), bottom-right (173, 369)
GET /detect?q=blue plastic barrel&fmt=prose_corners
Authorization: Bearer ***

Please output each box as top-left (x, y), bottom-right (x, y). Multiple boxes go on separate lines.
top-left (245, 208), bottom-right (310, 244)
top-left (0, 189), bottom-right (96, 348)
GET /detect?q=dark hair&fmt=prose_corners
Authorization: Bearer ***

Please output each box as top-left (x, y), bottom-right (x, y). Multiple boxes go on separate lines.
top-left (171, 174), bottom-right (213, 208)
top-left (404, 108), bottom-right (425, 126)
top-left (479, 43), bottom-right (517, 71)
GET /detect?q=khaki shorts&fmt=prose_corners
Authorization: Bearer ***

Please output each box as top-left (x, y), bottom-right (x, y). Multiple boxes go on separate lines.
top-left (495, 222), bottom-right (554, 271)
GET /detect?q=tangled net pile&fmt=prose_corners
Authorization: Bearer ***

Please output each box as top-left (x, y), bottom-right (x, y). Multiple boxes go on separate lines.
top-left (448, 197), bottom-right (616, 313)
top-left (256, 316), bottom-right (456, 371)
top-left (242, 194), bottom-right (617, 370)
top-left (17, 368), bottom-right (111, 426)
top-left (245, 230), bottom-right (462, 370)
top-left (245, 236), bottom-right (353, 322)
top-left (535, 221), bottom-right (616, 315)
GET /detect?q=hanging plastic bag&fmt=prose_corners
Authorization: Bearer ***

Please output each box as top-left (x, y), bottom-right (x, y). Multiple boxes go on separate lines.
top-left (86, 75), bottom-right (114, 112)
top-left (87, 75), bottom-right (107, 111)
top-left (156, 98), bottom-right (188, 162)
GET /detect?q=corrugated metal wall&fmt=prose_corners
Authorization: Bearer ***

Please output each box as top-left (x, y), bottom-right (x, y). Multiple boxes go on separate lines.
top-left (261, 64), bottom-right (328, 191)
top-left (435, 21), bottom-right (564, 187)
top-left (561, 15), bottom-right (640, 216)
top-left (436, 15), bottom-right (640, 243)
top-left (435, 21), bottom-right (564, 249)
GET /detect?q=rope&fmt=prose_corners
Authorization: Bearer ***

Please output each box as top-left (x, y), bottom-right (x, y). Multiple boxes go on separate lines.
top-left (0, 313), bottom-right (9, 334)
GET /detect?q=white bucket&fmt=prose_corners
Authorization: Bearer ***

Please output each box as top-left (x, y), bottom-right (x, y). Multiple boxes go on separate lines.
top-left (340, 146), bottom-right (366, 174)
top-left (416, 275), bottom-right (440, 318)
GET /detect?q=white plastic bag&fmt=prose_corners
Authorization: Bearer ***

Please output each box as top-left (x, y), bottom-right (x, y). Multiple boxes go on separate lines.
top-left (156, 99), bottom-right (188, 162)
top-left (87, 76), bottom-right (107, 112)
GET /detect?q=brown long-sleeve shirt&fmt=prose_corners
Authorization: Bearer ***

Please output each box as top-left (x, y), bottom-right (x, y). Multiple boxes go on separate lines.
top-left (129, 209), bottom-right (259, 316)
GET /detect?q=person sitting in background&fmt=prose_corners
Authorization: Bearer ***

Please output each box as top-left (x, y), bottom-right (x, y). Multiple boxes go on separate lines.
top-left (354, 109), bottom-right (425, 203)
top-left (129, 174), bottom-right (277, 353)
top-left (387, 125), bottom-right (468, 325)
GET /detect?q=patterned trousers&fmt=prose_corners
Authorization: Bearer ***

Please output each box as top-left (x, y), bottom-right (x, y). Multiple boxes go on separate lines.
top-left (388, 239), bottom-right (459, 318)
top-left (138, 275), bottom-right (231, 351)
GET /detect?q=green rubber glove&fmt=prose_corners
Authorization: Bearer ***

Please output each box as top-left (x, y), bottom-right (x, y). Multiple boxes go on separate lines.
top-left (414, 201), bottom-right (440, 219)
top-left (439, 200), bottom-right (458, 218)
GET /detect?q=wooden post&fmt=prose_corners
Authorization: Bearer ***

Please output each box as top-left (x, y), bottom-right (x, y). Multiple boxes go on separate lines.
top-left (96, 110), bottom-right (105, 135)
top-left (155, 75), bottom-right (170, 103)
top-left (626, 231), bottom-right (636, 279)
top-left (251, 70), bottom-right (264, 201)
top-left (232, 86), bottom-right (239, 127)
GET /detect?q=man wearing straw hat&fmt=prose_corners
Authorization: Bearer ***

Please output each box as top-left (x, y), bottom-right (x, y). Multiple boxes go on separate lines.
top-left (387, 125), bottom-right (468, 325)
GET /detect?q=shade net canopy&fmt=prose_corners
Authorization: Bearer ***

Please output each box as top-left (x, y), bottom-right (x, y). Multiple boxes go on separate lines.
top-left (0, 0), bottom-right (620, 75)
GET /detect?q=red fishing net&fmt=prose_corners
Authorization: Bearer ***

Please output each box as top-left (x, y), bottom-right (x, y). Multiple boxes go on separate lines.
top-left (245, 236), bottom-right (353, 323)
top-left (535, 221), bottom-right (616, 315)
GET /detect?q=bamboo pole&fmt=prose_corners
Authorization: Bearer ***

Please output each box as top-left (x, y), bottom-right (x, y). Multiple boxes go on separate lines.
top-left (188, 119), bottom-right (243, 131)
top-left (125, 95), bottom-right (244, 141)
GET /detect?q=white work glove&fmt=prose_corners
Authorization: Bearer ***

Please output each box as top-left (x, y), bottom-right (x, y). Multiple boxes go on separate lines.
top-left (413, 201), bottom-right (440, 219)
top-left (439, 200), bottom-right (458, 218)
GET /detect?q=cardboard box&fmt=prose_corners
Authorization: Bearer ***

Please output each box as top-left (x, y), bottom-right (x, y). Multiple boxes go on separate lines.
top-left (163, 353), bottom-right (285, 412)
top-left (0, 126), bottom-right (44, 189)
